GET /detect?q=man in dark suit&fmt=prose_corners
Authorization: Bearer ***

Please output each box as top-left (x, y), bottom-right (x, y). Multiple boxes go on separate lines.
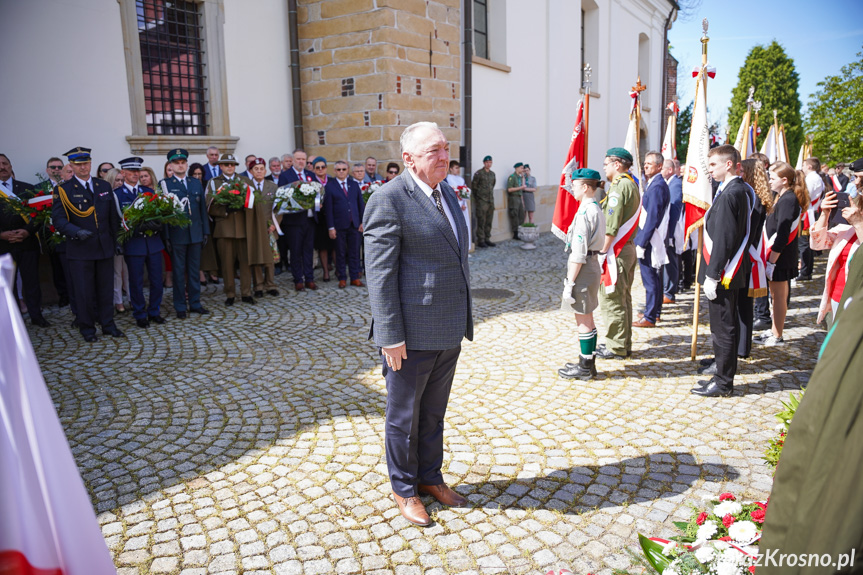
top-left (364, 122), bottom-right (473, 527)
top-left (114, 157), bottom-right (165, 328)
top-left (265, 157), bottom-right (281, 183)
top-left (163, 149), bottom-right (210, 319)
top-left (202, 146), bottom-right (221, 185)
top-left (278, 149), bottom-right (318, 291)
top-left (51, 147), bottom-right (124, 342)
top-left (0, 154), bottom-right (49, 327)
top-left (662, 159), bottom-right (683, 303)
top-left (633, 152), bottom-right (670, 328)
top-left (325, 160), bottom-right (365, 288)
top-left (693, 145), bottom-right (752, 397)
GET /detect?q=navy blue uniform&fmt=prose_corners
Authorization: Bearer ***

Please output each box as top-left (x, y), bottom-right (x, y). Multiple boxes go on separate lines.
top-left (162, 176), bottom-right (209, 313)
top-left (279, 168), bottom-right (317, 284)
top-left (114, 184), bottom-right (165, 320)
top-left (324, 178), bottom-right (365, 281)
top-left (634, 175), bottom-right (670, 324)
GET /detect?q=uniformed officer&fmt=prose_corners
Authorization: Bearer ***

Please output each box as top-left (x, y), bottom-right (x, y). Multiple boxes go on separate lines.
top-left (558, 168), bottom-right (606, 381)
top-left (51, 147), bottom-right (124, 342)
top-left (596, 148), bottom-right (641, 360)
top-left (506, 162), bottom-right (526, 239)
top-left (114, 156), bottom-right (165, 328)
top-left (162, 148), bottom-right (210, 319)
top-left (247, 157), bottom-right (280, 297)
top-left (471, 155), bottom-right (497, 247)
top-left (207, 154), bottom-right (254, 305)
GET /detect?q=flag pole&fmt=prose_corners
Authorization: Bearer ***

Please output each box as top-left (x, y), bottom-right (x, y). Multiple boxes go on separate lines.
top-left (690, 18), bottom-right (709, 361)
top-left (583, 63), bottom-right (592, 167)
top-left (742, 86), bottom-right (754, 158)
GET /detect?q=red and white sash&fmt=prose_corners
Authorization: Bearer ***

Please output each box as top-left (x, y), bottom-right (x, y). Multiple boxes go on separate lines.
top-left (748, 231), bottom-right (768, 298)
top-left (601, 175), bottom-right (642, 293)
top-left (815, 225), bottom-right (860, 323)
top-left (764, 211), bottom-right (801, 262)
top-left (702, 184), bottom-right (752, 289)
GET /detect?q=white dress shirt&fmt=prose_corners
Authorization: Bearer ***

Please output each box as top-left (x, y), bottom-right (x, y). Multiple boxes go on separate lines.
top-left (0, 179), bottom-right (16, 199)
top-left (407, 169), bottom-right (459, 246)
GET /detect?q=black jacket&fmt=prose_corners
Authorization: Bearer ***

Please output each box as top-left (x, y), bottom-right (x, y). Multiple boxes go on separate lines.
top-left (0, 179), bottom-right (39, 254)
top-left (699, 177), bottom-right (752, 291)
top-left (766, 191), bottom-right (801, 274)
top-left (51, 177), bottom-right (119, 260)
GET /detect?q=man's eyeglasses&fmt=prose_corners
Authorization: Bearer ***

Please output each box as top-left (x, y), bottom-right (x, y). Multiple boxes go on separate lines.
top-left (388, 170), bottom-right (398, 174)
top-left (48, 165), bottom-right (63, 170)
top-left (335, 168), bottom-right (347, 172)
top-left (314, 165), bottom-right (326, 170)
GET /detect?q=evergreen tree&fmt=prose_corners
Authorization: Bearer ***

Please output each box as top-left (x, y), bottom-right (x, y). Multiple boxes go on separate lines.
top-left (727, 41), bottom-right (803, 155)
top-left (806, 48), bottom-right (863, 164)
top-left (676, 101), bottom-right (693, 163)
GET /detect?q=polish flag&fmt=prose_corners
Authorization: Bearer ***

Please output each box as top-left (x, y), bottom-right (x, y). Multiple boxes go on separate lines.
top-left (0, 254), bottom-right (117, 575)
top-left (243, 183), bottom-right (255, 209)
top-left (682, 64), bottom-right (713, 241)
top-left (27, 196), bottom-right (53, 209)
top-left (551, 97), bottom-right (586, 241)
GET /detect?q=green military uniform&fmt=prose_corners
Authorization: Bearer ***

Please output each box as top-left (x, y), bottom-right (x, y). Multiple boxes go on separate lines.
top-left (598, 171), bottom-right (640, 356)
top-left (758, 284), bottom-right (863, 574)
top-left (506, 170), bottom-right (526, 239)
top-left (471, 167), bottom-right (496, 244)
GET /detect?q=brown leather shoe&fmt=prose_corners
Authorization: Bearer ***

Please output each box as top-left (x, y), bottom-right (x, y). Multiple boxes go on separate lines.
top-left (393, 493), bottom-right (431, 526)
top-left (351, 279), bottom-right (364, 287)
top-left (295, 283), bottom-right (305, 292)
top-left (663, 296), bottom-right (674, 304)
top-left (307, 282), bottom-right (318, 290)
top-left (338, 280), bottom-right (347, 288)
top-left (632, 318), bottom-right (656, 328)
top-left (418, 483), bottom-right (467, 507)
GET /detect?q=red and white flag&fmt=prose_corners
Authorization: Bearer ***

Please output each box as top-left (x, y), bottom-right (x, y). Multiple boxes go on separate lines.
top-left (551, 97), bottom-right (586, 241)
top-left (243, 183), bottom-right (255, 209)
top-left (0, 254), bottom-right (117, 575)
top-left (27, 196), bottom-right (53, 210)
top-left (682, 65), bottom-right (713, 241)
top-left (661, 112), bottom-right (677, 161)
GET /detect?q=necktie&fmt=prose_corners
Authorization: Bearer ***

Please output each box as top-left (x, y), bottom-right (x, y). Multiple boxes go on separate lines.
top-left (431, 188), bottom-right (445, 217)
top-left (342, 182), bottom-right (348, 197)
top-left (257, 183), bottom-right (262, 193)
top-left (133, 187), bottom-right (138, 195)
top-left (84, 181), bottom-right (91, 194)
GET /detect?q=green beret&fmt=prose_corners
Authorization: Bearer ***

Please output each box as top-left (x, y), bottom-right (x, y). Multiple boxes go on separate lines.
top-left (483, 155), bottom-right (492, 162)
top-left (513, 162), bottom-right (523, 169)
top-left (523, 164), bottom-right (530, 169)
top-left (571, 168), bottom-right (601, 181)
top-left (606, 147), bottom-right (633, 163)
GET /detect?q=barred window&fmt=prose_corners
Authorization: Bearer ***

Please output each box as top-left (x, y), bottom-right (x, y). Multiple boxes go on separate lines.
top-left (473, 0), bottom-right (488, 60)
top-left (137, 0), bottom-right (208, 135)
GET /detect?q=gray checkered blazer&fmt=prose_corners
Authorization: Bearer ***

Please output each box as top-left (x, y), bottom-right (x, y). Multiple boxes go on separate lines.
top-left (363, 171), bottom-right (473, 350)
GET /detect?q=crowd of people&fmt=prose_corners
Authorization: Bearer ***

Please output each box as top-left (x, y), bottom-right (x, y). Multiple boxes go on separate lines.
top-left (556, 144), bottom-right (863, 398)
top-left (468, 156), bottom-right (539, 247)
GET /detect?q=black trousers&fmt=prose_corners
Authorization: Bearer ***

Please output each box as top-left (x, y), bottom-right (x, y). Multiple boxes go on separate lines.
top-left (58, 251), bottom-right (78, 316)
top-left (753, 294), bottom-right (771, 323)
top-left (69, 257), bottom-right (116, 337)
top-left (737, 287), bottom-right (753, 358)
top-left (276, 232), bottom-right (289, 270)
top-left (334, 226), bottom-right (362, 281)
top-left (681, 249), bottom-right (696, 289)
top-left (7, 249), bottom-right (43, 321)
top-left (286, 217), bottom-right (315, 284)
top-left (49, 250), bottom-right (68, 299)
top-left (708, 287), bottom-right (740, 388)
top-left (798, 234), bottom-right (813, 278)
top-left (382, 346), bottom-right (461, 498)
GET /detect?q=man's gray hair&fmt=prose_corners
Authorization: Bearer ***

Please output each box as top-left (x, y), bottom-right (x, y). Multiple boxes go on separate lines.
top-left (207, 145), bottom-right (220, 153)
top-left (268, 156), bottom-right (280, 164)
top-left (281, 153), bottom-right (292, 161)
top-left (334, 160), bottom-right (348, 167)
top-left (663, 158), bottom-right (675, 169)
top-left (400, 121), bottom-right (442, 156)
top-left (646, 151), bottom-right (664, 165)
top-left (352, 162), bottom-right (364, 169)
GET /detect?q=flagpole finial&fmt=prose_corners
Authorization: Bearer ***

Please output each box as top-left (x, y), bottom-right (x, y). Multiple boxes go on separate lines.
top-left (753, 100), bottom-right (762, 114)
top-left (773, 109), bottom-right (778, 119)
top-left (701, 19), bottom-right (709, 63)
top-left (702, 18), bottom-right (709, 36)
top-left (583, 63), bottom-right (592, 92)
top-left (747, 86), bottom-right (754, 102)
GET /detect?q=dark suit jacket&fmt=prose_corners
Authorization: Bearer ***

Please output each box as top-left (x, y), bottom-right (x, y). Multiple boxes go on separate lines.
top-left (202, 164), bottom-right (221, 185)
top-left (0, 179), bottom-right (39, 254)
top-left (51, 177), bottom-right (118, 260)
top-left (363, 171), bottom-right (473, 350)
top-left (635, 175), bottom-right (670, 249)
top-left (698, 177), bottom-right (752, 290)
top-left (265, 174), bottom-right (279, 183)
top-left (113, 185), bottom-right (165, 255)
top-left (324, 178), bottom-right (364, 230)
top-left (666, 175), bottom-right (683, 242)
top-left (277, 168), bottom-right (315, 187)
top-left (163, 176), bottom-right (209, 245)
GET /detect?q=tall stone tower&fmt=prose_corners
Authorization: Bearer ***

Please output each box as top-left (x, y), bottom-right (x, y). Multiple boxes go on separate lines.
top-left (297, 0), bottom-right (462, 166)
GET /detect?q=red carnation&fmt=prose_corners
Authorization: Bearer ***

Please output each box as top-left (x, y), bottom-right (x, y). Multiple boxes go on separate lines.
top-left (37, 205), bottom-right (44, 211)
top-left (719, 493), bottom-right (736, 501)
top-left (749, 566), bottom-right (756, 574)
top-left (755, 502), bottom-right (767, 510)
top-left (231, 190), bottom-right (240, 195)
top-left (722, 514), bottom-right (735, 528)
top-left (49, 225), bottom-right (55, 233)
top-left (696, 512), bottom-right (708, 525)
top-left (30, 212), bottom-right (37, 218)
top-left (750, 508), bottom-right (766, 524)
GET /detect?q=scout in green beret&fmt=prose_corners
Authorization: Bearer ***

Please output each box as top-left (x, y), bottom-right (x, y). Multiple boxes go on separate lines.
top-left (559, 167), bottom-right (606, 381)
top-left (471, 155), bottom-right (497, 247)
top-left (506, 162), bottom-right (526, 239)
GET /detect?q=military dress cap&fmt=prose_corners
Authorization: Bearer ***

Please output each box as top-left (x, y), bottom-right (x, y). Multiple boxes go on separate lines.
top-left (513, 162), bottom-right (524, 169)
top-left (248, 157), bottom-right (266, 168)
top-left (571, 168), bottom-right (602, 181)
top-left (63, 147), bottom-right (92, 163)
top-left (167, 148), bottom-right (189, 162)
top-left (217, 153), bottom-right (239, 165)
top-left (850, 158), bottom-right (863, 174)
top-left (483, 155), bottom-right (493, 162)
top-left (118, 156), bottom-right (144, 170)
top-left (606, 147), bottom-right (633, 163)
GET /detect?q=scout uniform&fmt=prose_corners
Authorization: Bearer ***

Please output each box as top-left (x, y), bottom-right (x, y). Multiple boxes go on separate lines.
top-left (598, 148), bottom-right (641, 358)
top-left (51, 147), bottom-right (124, 342)
top-left (506, 163), bottom-right (526, 239)
top-left (471, 155), bottom-right (496, 246)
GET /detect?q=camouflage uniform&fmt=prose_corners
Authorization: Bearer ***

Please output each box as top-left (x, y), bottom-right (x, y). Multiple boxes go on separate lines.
top-left (506, 172), bottom-right (525, 238)
top-left (471, 168), bottom-right (496, 244)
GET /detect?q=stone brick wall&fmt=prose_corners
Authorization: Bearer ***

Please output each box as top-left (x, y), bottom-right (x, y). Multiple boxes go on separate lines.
top-left (297, 0), bottom-right (462, 168)
top-left (664, 51), bottom-right (678, 125)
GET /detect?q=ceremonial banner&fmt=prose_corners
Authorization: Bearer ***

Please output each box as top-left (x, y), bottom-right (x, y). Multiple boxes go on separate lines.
top-left (0, 255), bottom-right (117, 575)
top-left (733, 109), bottom-right (751, 158)
top-left (760, 124), bottom-right (778, 164)
top-left (551, 97), bottom-right (586, 241)
top-left (623, 89), bottom-right (643, 187)
top-left (682, 66), bottom-right (712, 241)
top-left (661, 103), bottom-right (678, 161)
top-left (778, 125), bottom-right (790, 163)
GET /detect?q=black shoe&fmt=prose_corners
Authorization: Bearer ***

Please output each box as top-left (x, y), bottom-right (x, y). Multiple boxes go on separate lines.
top-left (31, 316), bottom-right (50, 327)
top-left (267, 289), bottom-right (280, 296)
top-left (558, 356), bottom-right (597, 380)
top-left (477, 242), bottom-right (488, 248)
top-left (690, 378), bottom-right (733, 397)
top-left (254, 290), bottom-right (264, 298)
top-left (58, 295), bottom-right (69, 307)
top-left (595, 344), bottom-right (629, 360)
top-left (83, 334), bottom-right (98, 343)
top-left (795, 274), bottom-right (812, 281)
top-left (697, 362), bottom-right (717, 376)
top-left (225, 298), bottom-right (235, 306)
top-left (752, 319), bottom-right (772, 331)
top-left (149, 315), bottom-right (165, 324)
top-left (190, 307), bottom-right (209, 315)
top-left (242, 296), bottom-right (255, 304)
top-left (136, 318), bottom-right (150, 328)
top-left (103, 326), bottom-right (126, 338)
top-left (485, 240), bottom-right (497, 247)
top-left (699, 357), bottom-right (715, 367)
top-left (176, 311), bottom-right (187, 319)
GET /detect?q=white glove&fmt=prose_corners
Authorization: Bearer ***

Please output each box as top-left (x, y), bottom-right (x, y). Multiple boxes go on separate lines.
top-left (703, 276), bottom-right (719, 301)
top-left (597, 252), bottom-right (608, 267)
top-left (562, 279), bottom-right (575, 304)
top-left (766, 261), bottom-right (775, 282)
top-left (636, 246), bottom-right (646, 259)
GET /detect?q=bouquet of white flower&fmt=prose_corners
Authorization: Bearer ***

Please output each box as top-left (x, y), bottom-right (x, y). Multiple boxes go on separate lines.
top-left (274, 181), bottom-right (324, 213)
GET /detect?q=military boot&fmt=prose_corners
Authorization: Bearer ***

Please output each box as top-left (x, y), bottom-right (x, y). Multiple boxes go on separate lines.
top-left (558, 355), bottom-right (596, 380)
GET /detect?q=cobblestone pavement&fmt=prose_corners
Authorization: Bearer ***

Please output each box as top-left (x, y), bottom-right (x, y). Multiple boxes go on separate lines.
top-left (30, 233), bottom-right (821, 575)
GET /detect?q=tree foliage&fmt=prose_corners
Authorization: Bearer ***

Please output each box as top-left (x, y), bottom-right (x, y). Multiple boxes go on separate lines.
top-left (676, 101), bottom-right (693, 163)
top-left (728, 41), bottom-right (803, 156)
top-left (806, 48), bottom-right (863, 164)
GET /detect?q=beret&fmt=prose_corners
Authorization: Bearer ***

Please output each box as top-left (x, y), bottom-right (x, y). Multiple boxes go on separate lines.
top-left (513, 162), bottom-right (523, 169)
top-left (571, 168), bottom-right (602, 181)
top-left (606, 147), bottom-right (633, 163)
top-left (483, 155), bottom-right (492, 162)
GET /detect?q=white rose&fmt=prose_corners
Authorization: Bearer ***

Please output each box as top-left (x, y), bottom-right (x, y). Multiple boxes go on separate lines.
top-left (727, 520), bottom-right (758, 544)
top-left (694, 544), bottom-right (715, 564)
top-left (696, 521), bottom-right (718, 541)
top-left (713, 501), bottom-right (742, 517)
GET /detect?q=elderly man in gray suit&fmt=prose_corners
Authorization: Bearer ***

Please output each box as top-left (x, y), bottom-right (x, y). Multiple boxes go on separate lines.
top-left (363, 122), bottom-right (473, 526)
